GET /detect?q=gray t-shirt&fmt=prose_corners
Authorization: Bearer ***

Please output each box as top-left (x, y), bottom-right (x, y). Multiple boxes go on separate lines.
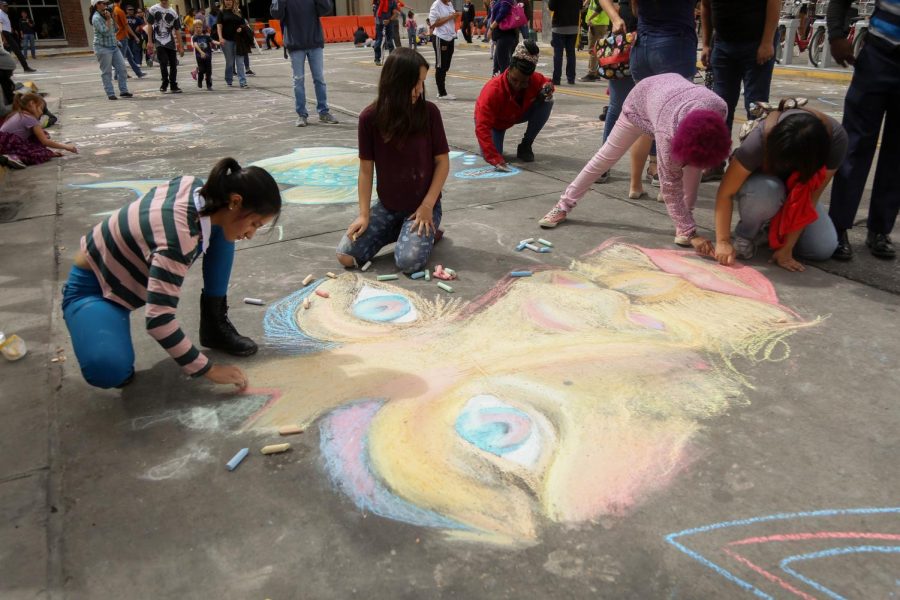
top-left (733, 109), bottom-right (848, 175)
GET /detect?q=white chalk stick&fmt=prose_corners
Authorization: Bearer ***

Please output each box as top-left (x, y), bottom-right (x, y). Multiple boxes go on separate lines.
top-left (302, 297), bottom-right (311, 310)
top-left (302, 274), bottom-right (315, 286)
top-left (520, 238), bottom-right (535, 244)
top-left (360, 261), bottom-right (372, 272)
top-left (326, 272), bottom-right (337, 279)
top-left (243, 297), bottom-right (265, 305)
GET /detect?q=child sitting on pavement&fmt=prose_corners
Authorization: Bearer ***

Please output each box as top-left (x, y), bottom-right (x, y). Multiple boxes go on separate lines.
top-left (538, 73), bottom-right (732, 255)
top-left (0, 93), bottom-right (77, 167)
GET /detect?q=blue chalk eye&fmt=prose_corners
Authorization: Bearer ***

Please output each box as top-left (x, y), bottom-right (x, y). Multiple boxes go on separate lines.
top-left (454, 395), bottom-right (546, 469)
top-left (352, 294), bottom-right (412, 323)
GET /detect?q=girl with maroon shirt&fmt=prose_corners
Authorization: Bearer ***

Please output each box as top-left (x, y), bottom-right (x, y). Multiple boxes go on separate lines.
top-left (336, 48), bottom-right (450, 274)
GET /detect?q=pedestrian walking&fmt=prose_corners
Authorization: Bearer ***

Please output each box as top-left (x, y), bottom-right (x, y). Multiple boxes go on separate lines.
top-left (406, 11), bottom-right (418, 47)
top-left (372, 0), bottom-right (400, 66)
top-left (145, 0), bottom-right (185, 93)
top-left (461, 0), bottom-right (475, 42)
top-left (216, 0), bottom-right (248, 87)
top-left (90, 0), bottom-right (133, 100)
top-left (192, 21), bottom-right (214, 89)
top-left (112, 0), bottom-right (145, 78)
top-left (270, 0), bottom-right (340, 126)
top-left (429, 0), bottom-right (459, 99)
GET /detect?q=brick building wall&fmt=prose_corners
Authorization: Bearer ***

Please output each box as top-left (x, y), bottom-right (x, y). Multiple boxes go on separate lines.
top-left (60, 0), bottom-right (89, 45)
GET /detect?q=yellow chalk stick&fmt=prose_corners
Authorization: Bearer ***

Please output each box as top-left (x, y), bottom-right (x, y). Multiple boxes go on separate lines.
top-left (302, 274), bottom-right (315, 286)
top-left (326, 272), bottom-right (337, 279)
top-left (303, 297), bottom-right (311, 310)
top-left (260, 443), bottom-right (291, 455)
top-left (278, 425), bottom-right (304, 436)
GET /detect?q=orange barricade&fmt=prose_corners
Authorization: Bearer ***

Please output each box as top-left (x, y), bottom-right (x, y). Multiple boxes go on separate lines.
top-left (321, 15), bottom-right (360, 42)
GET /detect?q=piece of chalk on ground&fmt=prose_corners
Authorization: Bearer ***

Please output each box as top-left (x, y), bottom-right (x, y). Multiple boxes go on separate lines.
top-left (315, 289), bottom-right (330, 298)
top-left (261, 443), bottom-right (291, 455)
top-left (360, 261), bottom-right (372, 272)
top-left (538, 238), bottom-right (553, 247)
top-left (437, 282), bottom-right (454, 292)
top-left (410, 271), bottom-right (426, 279)
top-left (226, 448), bottom-right (249, 471)
top-left (444, 268), bottom-right (456, 276)
top-left (243, 297), bottom-right (265, 305)
top-left (424, 270), bottom-right (431, 281)
top-left (302, 274), bottom-right (314, 286)
top-left (525, 243), bottom-right (540, 252)
top-left (278, 425), bottom-right (304, 436)
top-left (515, 242), bottom-right (527, 251)
top-left (377, 274), bottom-right (399, 281)
top-left (326, 272), bottom-right (337, 279)
top-left (538, 247), bottom-right (552, 253)
top-left (510, 271), bottom-right (533, 277)
top-left (303, 297), bottom-right (311, 309)
top-left (520, 238), bottom-right (535, 244)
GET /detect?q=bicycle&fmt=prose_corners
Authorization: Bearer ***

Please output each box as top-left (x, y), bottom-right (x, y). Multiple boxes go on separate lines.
top-left (775, 0), bottom-right (814, 63)
top-left (808, 0), bottom-right (872, 65)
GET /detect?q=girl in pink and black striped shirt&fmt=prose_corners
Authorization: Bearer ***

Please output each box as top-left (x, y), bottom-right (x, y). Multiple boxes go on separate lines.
top-left (62, 157), bottom-right (281, 389)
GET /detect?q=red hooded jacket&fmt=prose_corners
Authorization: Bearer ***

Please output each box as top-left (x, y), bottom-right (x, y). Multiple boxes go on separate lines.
top-left (474, 70), bottom-right (552, 166)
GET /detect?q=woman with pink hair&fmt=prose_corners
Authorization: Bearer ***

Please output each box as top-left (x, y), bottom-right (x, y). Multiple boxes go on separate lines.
top-left (538, 73), bottom-right (731, 254)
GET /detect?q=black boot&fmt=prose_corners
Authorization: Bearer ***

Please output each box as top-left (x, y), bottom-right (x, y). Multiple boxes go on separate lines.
top-left (866, 231), bottom-right (896, 259)
top-left (199, 293), bottom-right (258, 356)
top-left (832, 229), bottom-right (853, 261)
top-left (517, 142), bottom-right (535, 162)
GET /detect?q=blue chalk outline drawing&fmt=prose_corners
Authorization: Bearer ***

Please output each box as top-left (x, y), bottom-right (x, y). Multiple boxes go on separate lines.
top-left (263, 281), bottom-right (338, 353)
top-left (664, 506), bottom-right (900, 599)
top-left (70, 147), bottom-right (506, 215)
top-left (779, 546), bottom-right (900, 600)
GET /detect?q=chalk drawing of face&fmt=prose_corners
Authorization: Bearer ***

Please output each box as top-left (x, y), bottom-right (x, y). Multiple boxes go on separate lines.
top-left (71, 147), bottom-right (508, 215)
top-left (245, 242), bottom-right (813, 546)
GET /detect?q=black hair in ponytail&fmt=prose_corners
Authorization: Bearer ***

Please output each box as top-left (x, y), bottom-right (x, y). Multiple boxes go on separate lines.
top-left (199, 157), bottom-right (282, 220)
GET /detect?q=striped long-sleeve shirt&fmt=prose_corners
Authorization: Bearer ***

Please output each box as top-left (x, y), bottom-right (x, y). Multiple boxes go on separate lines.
top-left (80, 177), bottom-right (211, 377)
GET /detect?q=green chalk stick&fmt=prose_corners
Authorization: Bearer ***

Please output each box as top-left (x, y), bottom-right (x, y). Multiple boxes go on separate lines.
top-left (377, 274), bottom-right (399, 281)
top-left (538, 238), bottom-right (553, 247)
top-left (437, 282), bottom-right (454, 293)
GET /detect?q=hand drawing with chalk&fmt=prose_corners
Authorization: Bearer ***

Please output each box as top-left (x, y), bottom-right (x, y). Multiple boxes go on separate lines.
top-left (70, 147), bottom-right (517, 215)
top-left (247, 242), bottom-right (818, 546)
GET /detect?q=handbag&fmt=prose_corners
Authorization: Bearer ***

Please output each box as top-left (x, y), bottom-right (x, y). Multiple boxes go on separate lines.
top-left (498, 1), bottom-right (526, 30)
top-left (593, 31), bottom-right (635, 80)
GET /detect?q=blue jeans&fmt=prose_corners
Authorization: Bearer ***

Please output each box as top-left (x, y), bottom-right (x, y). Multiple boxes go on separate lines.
top-left (491, 99), bottom-right (553, 154)
top-left (22, 33), bottom-right (35, 59)
top-left (829, 37), bottom-right (900, 235)
top-left (734, 174), bottom-right (838, 261)
top-left (222, 40), bottom-right (246, 86)
top-left (289, 47), bottom-right (329, 118)
top-left (118, 39), bottom-right (144, 78)
top-left (374, 18), bottom-right (394, 62)
top-left (336, 201), bottom-right (443, 273)
top-left (551, 32), bottom-right (577, 84)
top-left (603, 76), bottom-right (636, 142)
top-left (711, 33), bottom-right (777, 132)
top-left (95, 46), bottom-right (129, 97)
top-left (62, 226), bottom-right (234, 389)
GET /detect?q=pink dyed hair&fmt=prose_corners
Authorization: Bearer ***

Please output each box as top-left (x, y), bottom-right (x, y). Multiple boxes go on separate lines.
top-left (671, 109), bottom-right (732, 170)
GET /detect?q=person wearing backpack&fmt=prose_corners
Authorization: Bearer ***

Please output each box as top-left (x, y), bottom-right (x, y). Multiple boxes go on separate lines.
top-left (579, 0), bottom-right (609, 81)
top-left (547, 0), bottom-right (581, 85)
top-left (713, 104), bottom-right (846, 272)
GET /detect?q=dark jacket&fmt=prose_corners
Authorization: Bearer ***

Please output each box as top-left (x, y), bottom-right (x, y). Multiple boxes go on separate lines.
top-left (270, 0), bottom-right (333, 50)
top-left (547, 0), bottom-right (581, 28)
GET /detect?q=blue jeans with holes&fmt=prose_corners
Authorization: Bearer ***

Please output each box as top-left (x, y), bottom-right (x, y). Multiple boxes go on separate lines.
top-left (62, 226), bottom-right (234, 389)
top-left (336, 201), bottom-right (443, 273)
top-left (711, 33), bottom-right (778, 132)
top-left (222, 40), bottom-right (246, 86)
top-left (289, 47), bottom-right (329, 118)
top-left (94, 46), bottom-right (129, 98)
top-left (734, 174), bottom-right (838, 261)
top-left (491, 99), bottom-right (553, 154)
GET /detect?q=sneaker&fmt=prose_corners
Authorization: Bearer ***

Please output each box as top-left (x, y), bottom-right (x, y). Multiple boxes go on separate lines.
top-left (596, 171), bottom-right (609, 184)
top-left (732, 236), bottom-right (755, 259)
top-left (539, 206), bottom-right (567, 228)
top-left (245, 69), bottom-right (255, 75)
top-left (160, 86), bottom-right (168, 93)
top-left (1, 155), bottom-right (26, 169)
top-left (198, 79), bottom-right (203, 88)
top-left (832, 229), bottom-right (852, 261)
top-left (240, 82), bottom-right (248, 88)
top-left (375, 60), bottom-right (382, 66)
top-left (579, 73), bottom-right (598, 82)
top-left (207, 86), bottom-right (213, 91)
top-left (866, 231), bottom-right (896, 259)
top-left (319, 112), bottom-right (339, 124)
top-left (137, 73), bottom-right (147, 79)
top-left (107, 95), bottom-right (118, 100)
top-left (599, 106), bottom-right (608, 121)
top-left (295, 116), bottom-right (309, 127)
top-left (24, 67), bottom-right (37, 72)
top-left (701, 162), bottom-right (725, 182)
top-left (437, 94), bottom-right (457, 100)
top-left (170, 87), bottom-right (183, 94)
top-left (119, 92), bottom-right (133, 98)
top-left (227, 82), bottom-right (233, 87)
top-left (567, 79), bottom-right (575, 85)
top-left (674, 235), bottom-right (692, 247)
top-left (516, 142), bottom-right (534, 162)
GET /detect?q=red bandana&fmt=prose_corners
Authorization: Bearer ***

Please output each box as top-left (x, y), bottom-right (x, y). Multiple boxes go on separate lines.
top-left (768, 166), bottom-right (827, 250)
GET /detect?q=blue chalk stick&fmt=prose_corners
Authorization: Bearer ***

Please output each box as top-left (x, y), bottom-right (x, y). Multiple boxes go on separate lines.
top-left (226, 448), bottom-right (249, 471)
top-left (538, 247), bottom-right (552, 253)
top-left (510, 271), bottom-right (533, 277)
top-left (515, 242), bottom-right (527, 251)
top-left (410, 271), bottom-right (426, 279)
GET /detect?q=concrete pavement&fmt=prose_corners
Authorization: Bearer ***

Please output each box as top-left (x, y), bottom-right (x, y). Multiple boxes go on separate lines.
top-left (1, 43), bottom-right (898, 599)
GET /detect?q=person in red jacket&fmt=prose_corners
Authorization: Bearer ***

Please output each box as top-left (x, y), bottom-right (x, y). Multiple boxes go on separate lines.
top-left (474, 40), bottom-right (554, 170)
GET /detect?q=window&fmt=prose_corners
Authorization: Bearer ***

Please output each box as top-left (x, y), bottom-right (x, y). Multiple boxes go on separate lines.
top-left (9, 0), bottom-right (65, 40)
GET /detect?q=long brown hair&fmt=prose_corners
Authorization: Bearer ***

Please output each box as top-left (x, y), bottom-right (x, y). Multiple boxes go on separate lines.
top-left (373, 48), bottom-right (430, 144)
top-left (12, 93), bottom-right (44, 116)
